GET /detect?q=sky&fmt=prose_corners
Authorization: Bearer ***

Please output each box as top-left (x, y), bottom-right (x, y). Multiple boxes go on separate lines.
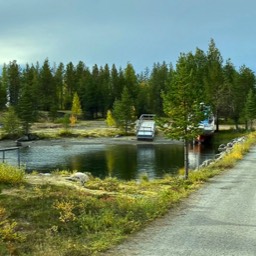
top-left (1, 0), bottom-right (256, 73)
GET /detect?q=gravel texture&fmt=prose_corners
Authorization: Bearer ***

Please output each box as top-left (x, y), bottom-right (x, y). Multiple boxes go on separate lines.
top-left (104, 146), bottom-right (256, 256)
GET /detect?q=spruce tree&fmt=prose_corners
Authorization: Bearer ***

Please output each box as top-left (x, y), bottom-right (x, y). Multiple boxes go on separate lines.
top-left (17, 65), bottom-right (38, 134)
top-left (7, 60), bottom-right (21, 107)
top-left (2, 107), bottom-right (22, 138)
top-left (204, 39), bottom-right (224, 131)
top-left (161, 53), bottom-right (204, 179)
top-left (38, 59), bottom-right (56, 112)
top-left (244, 89), bottom-right (256, 130)
top-left (54, 62), bottom-right (65, 110)
top-left (64, 62), bottom-right (76, 109)
top-left (149, 62), bottom-right (169, 115)
top-left (113, 87), bottom-right (136, 134)
top-left (0, 64), bottom-right (8, 109)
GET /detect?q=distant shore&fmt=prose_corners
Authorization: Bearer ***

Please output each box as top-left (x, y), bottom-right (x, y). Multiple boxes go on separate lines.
top-left (0, 123), bottom-right (239, 150)
top-left (0, 135), bottom-right (181, 150)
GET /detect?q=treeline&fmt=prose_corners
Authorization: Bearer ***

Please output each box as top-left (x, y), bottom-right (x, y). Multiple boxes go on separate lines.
top-left (0, 39), bottom-right (255, 130)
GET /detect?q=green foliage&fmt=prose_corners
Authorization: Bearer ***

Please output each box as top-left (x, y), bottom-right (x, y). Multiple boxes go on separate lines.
top-left (0, 40), bottom-right (255, 129)
top-left (244, 89), bottom-right (256, 130)
top-left (0, 163), bottom-right (25, 184)
top-left (64, 62), bottom-right (76, 109)
top-left (38, 59), bottom-right (56, 113)
top-left (160, 53), bottom-right (206, 179)
top-left (0, 64), bottom-right (8, 110)
top-left (124, 63), bottom-right (138, 101)
top-left (59, 113), bottom-right (71, 130)
top-left (161, 54), bottom-right (205, 141)
top-left (113, 87), bottom-right (136, 134)
top-left (229, 65), bottom-right (256, 129)
top-left (2, 107), bottom-right (22, 138)
top-left (148, 62), bottom-right (169, 115)
top-left (7, 60), bottom-right (21, 107)
top-left (17, 82), bottom-right (37, 134)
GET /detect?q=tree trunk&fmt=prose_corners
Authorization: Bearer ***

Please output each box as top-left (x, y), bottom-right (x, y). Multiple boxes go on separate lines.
top-left (184, 139), bottom-right (189, 179)
top-left (215, 110), bottom-right (219, 132)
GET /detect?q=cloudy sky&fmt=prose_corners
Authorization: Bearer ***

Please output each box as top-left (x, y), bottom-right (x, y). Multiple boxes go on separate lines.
top-left (0, 0), bottom-right (256, 72)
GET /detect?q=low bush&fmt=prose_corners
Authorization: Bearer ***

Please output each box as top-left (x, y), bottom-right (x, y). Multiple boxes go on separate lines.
top-left (0, 164), bottom-right (25, 184)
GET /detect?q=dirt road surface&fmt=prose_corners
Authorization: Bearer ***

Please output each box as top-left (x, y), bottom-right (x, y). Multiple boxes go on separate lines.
top-left (104, 146), bottom-right (256, 256)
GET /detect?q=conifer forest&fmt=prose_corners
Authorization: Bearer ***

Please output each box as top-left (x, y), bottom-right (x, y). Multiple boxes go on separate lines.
top-left (0, 39), bottom-right (255, 130)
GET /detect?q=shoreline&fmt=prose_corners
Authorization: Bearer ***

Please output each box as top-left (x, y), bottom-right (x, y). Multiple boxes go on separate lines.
top-left (0, 135), bottom-right (182, 149)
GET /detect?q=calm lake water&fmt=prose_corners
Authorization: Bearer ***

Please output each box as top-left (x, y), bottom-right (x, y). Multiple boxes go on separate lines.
top-left (1, 139), bottom-right (218, 180)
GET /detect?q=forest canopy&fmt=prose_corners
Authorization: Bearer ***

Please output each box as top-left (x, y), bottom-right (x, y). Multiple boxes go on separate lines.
top-left (0, 39), bottom-right (255, 130)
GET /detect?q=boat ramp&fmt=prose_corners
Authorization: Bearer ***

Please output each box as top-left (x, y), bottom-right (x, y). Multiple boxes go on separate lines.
top-left (136, 114), bottom-right (156, 141)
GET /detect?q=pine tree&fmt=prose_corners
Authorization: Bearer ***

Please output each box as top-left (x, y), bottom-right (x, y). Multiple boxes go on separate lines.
top-left (7, 60), bottom-right (21, 107)
top-left (64, 62), bottom-right (76, 109)
top-left (204, 39), bottom-right (224, 131)
top-left (233, 65), bottom-right (256, 129)
top-left (0, 64), bottom-right (8, 109)
top-left (161, 53), bottom-right (205, 179)
top-left (54, 62), bottom-right (65, 110)
top-left (17, 64), bottom-right (38, 134)
top-left (97, 64), bottom-right (111, 117)
top-left (244, 89), bottom-right (256, 130)
top-left (148, 62), bottom-right (169, 115)
top-left (221, 59), bottom-right (238, 121)
top-left (110, 64), bottom-right (123, 104)
top-left (124, 63), bottom-right (138, 108)
top-left (38, 59), bottom-right (56, 112)
top-left (2, 107), bottom-right (22, 138)
top-left (113, 87), bottom-right (136, 134)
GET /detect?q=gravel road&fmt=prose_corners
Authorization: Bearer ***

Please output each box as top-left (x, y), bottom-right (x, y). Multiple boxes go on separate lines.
top-left (104, 146), bottom-right (256, 256)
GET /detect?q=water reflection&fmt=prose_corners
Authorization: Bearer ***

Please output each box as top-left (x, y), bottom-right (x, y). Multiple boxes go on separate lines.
top-left (136, 144), bottom-right (184, 179)
top-left (3, 142), bottom-right (217, 180)
top-left (188, 143), bottom-right (216, 170)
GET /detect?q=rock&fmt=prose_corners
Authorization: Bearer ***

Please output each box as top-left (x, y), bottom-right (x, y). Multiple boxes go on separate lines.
top-left (227, 142), bottom-right (233, 148)
top-left (66, 172), bottom-right (90, 185)
top-left (218, 144), bottom-right (226, 152)
top-left (16, 133), bottom-right (39, 142)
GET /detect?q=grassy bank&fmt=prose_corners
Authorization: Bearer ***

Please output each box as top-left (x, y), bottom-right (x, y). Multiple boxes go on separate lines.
top-left (0, 132), bottom-right (256, 256)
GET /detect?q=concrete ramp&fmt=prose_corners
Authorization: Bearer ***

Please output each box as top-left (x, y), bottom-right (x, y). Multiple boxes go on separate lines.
top-left (136, 114), bottom-right (156, 141)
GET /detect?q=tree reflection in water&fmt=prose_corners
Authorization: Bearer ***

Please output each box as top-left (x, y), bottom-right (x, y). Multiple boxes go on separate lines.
top-left (14, 143), bottom-right (217, 180)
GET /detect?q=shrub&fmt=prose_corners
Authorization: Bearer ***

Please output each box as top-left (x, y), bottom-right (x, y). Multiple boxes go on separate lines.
top-left (0, 164), bottom-right (25, 184)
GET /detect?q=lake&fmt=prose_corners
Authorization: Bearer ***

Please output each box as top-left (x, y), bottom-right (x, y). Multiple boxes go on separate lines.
top-left (1, 138), bottom-right (218, 180)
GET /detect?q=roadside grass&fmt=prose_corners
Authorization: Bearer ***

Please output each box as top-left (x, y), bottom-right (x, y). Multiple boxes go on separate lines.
top-left (211, 131), bottom-right (255, 169)
top-left (0, 177), bottom-right (195, 256)
top-left (0, 131), bottom-right (255, 255)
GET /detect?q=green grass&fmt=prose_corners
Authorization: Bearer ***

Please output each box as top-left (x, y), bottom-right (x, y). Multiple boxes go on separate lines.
top-left (0, 178), bottom-right (194, 255)
top-left (0, 131), bottom-right (255, 255)
top-left (213, 129), bottom-right (248, 145)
